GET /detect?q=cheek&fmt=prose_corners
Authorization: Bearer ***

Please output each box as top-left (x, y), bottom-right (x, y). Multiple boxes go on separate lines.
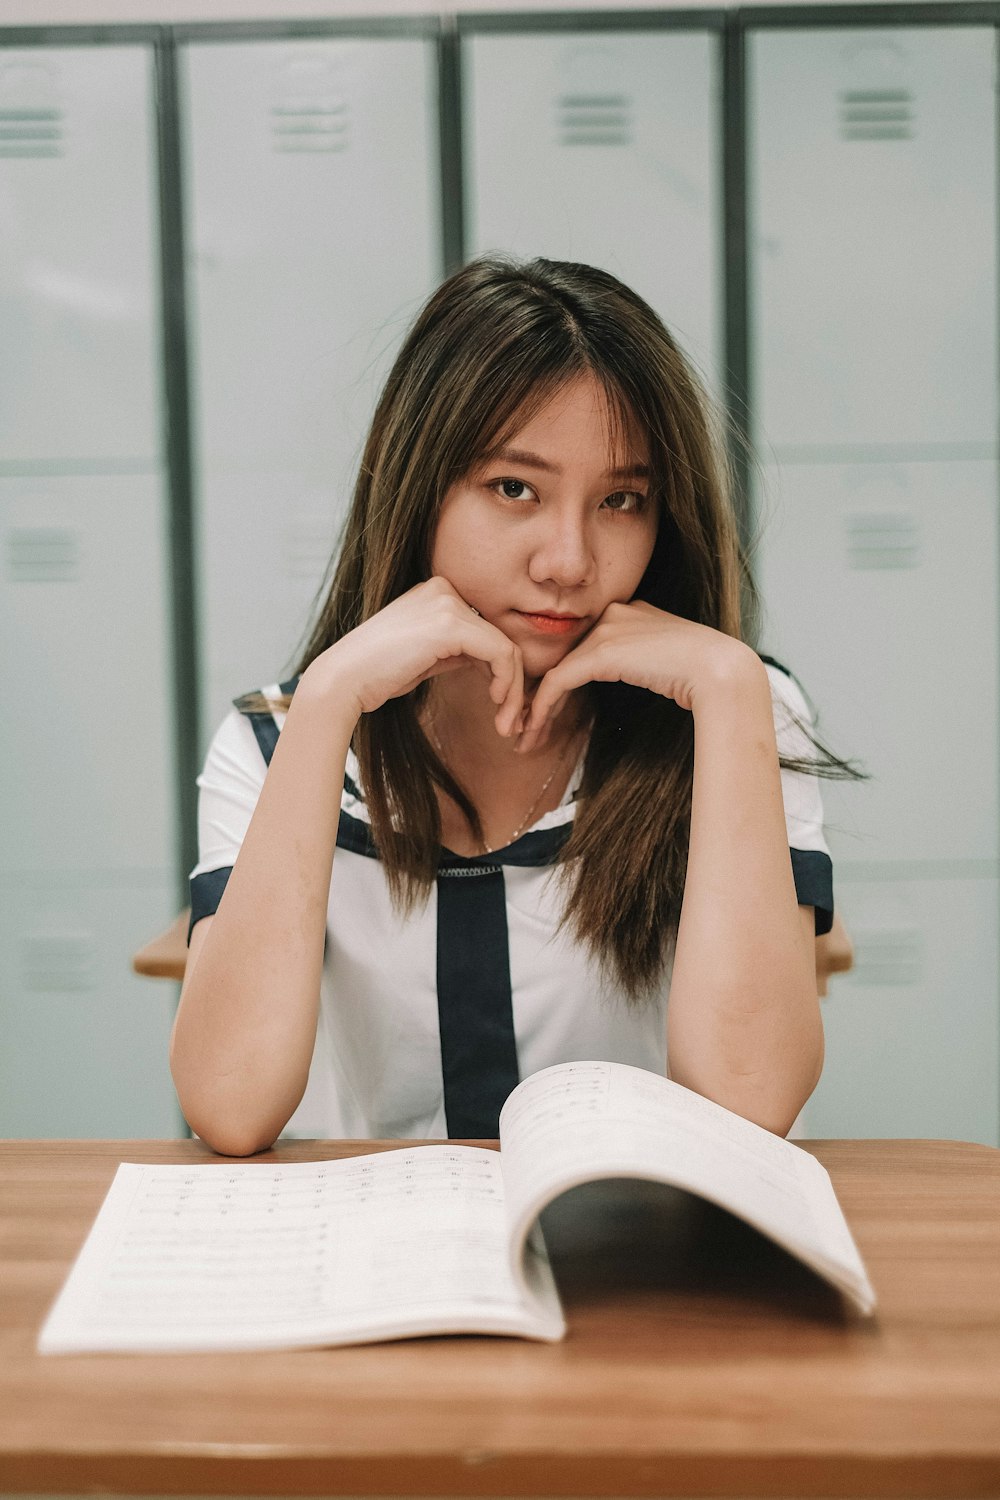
top-left (431, 507), bottom-right (512, 592)
top-left (429, 500), bottom-right (474, 579)
top-left (636, 513), bottom-right (661, 578)
top-left (604, 521), bottom-right (658, 591)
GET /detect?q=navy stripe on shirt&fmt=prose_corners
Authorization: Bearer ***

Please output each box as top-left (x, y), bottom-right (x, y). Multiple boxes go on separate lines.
top-left (435, 866), bottom-right (519, 1138)
top-left (791, 849), bottom-right (834, 935)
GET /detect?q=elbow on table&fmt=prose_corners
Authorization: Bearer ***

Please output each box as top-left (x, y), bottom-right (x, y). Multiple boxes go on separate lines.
top-left (208, 1132), bottom-right (279, 1159)
top-left (170, 1045), bottom-right (305, 1157)
top-left (668, 1047), bottom-right (825, 1139)
top-left (182, 1109), bottom-right (280, 1158)
top-left (171, 1071), bottom-right (288, 1157)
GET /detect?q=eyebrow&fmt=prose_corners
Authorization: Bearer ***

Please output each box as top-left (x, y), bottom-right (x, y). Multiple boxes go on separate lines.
top-left (491, 446), bottom-right (651, 481)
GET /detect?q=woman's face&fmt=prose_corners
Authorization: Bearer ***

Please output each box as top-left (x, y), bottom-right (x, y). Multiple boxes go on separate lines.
top-left (430, 373), bottom-right (659, 683)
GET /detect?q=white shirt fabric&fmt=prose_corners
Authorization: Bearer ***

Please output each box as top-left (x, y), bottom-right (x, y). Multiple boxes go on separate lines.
top-left (188, 660), bottom-right (832, 1139)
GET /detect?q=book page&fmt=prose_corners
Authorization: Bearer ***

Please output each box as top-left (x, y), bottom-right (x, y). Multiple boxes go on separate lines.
top-left (498, 1061), bottom-right (876, 1315)
top-left (39, 1146), bottom-right (564, 1354)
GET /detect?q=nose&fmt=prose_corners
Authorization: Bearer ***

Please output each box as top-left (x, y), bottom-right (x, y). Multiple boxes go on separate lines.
top-left (527, 507), bottom-right (595, 589)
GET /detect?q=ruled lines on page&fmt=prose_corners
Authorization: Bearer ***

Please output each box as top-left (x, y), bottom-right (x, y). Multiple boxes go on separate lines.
top-left (38, 1146), bottom-right (552, 1353)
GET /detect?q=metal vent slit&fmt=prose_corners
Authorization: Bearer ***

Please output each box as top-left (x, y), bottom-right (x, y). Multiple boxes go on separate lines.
top-left (0, 58), bottom-right (65, 156)
top-left (846, 513), bottom-right (920, 571)
top-left (270, 56), bottom-right (351, 155)
top-left (839, 87), bottom-right (915, 142)
top-left (22, 934), bottom-right (97, 992)
top-left (556, 90), bottom-right (633, 149)
top-left (8, 525), bottom-right (81, 582)
top-left (841, 89), bottom-right (910, 102)
top-left (559, 93), bottom-right (628, 107)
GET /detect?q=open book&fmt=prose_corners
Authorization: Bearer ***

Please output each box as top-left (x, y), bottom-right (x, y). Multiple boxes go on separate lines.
top-left (38, 1060), bottom-right (876, 1354)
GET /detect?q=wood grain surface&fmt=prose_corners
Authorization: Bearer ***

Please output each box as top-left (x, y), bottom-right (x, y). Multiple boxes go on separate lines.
top-left (1, 1137), bottom-right (998, 1497)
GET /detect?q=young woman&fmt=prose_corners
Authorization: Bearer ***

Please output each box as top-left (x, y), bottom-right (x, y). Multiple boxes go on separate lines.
top-left (170, 256), bottom-right (838, 1157)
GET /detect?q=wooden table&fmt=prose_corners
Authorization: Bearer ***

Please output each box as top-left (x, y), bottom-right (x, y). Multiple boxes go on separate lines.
top-left (2, 1138), bottom-right (999, 1497)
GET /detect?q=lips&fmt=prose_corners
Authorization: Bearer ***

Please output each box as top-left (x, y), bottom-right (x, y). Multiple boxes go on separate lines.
top-left (516, 611), bottom-right (585, 636)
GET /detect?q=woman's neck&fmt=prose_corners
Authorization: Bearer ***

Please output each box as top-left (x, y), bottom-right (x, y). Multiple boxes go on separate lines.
top-left (422, 667), bottom-right (589, 855)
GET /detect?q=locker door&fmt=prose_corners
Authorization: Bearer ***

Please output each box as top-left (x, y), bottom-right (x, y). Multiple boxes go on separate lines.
top-left (808, 878), bottom-right (999, 1145)
top-left (465, 29), bottom-right (722, 399)
top-left (750, 28), bottom-right (996, 451)
top-left (0, 45), bottom-right (180, 1137)
top-left (181, 37), bottom-right (441, 744)
top-left (0, 46), bottom-right (160, 464)
top-left (0, 876), bottom-right (181, 1137)
top-left (755, 458), bottom-right (999, 868)
top-left (1, 475), bottom-right (178, 877)
top-left (749, 27), bottom-right (999, 1145)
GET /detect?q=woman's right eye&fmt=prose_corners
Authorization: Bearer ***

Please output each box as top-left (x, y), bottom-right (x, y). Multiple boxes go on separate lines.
top-left (491, 477), bottom-right (537, 502)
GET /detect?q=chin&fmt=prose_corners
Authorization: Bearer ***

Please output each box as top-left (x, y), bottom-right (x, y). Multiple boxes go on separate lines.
top-left (521, 641), bottom-right (575, 681)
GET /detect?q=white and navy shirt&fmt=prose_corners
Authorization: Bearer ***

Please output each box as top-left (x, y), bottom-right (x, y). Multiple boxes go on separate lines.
top-left (188, 659), bottom-right (833, 1141)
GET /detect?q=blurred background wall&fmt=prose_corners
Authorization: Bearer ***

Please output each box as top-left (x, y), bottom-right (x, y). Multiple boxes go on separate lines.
top-left (1, 1), bottom-right (996, 1145)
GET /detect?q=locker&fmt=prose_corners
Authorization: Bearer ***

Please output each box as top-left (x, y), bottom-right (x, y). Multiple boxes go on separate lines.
top-left (181, 37), bottom-right (441, 746)
top-left (806, 877), bottom-right (999, 1145)
top-left (0, 474), bottom-right (178, 876)
top-left (754, 458), bottom-right (999, 868)
top-left (465, 29), bottom-right (723, 399)
top-left (749, 28), bottom-right (997, 451)
top-left (0, 46), bottom-right (160, 465)
top-left (197, 469), bottom-right (342, 734)
top-left (0, 874), bottom-right (182, 1137)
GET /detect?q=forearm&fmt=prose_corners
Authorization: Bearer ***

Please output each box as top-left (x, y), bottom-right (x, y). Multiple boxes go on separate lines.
top-left (666, 650), bottom-right (823, 1135)
top-left (170, 667), bottom-right (357, 1154)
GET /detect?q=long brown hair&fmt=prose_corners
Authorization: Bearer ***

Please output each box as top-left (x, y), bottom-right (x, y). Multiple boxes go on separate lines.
top-left (244, 256), bottom-right (858, 1000)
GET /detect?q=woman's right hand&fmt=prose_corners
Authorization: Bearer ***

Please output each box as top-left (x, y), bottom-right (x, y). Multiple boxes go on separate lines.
top-left (301, 577), bottom-right (525, 736)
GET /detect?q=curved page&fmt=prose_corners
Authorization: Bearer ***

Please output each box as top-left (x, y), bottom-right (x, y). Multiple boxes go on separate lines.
top-left (499, 1061), bottom-right (877, 1317)
top-left (39, 1146), bottom-right (564, 1354)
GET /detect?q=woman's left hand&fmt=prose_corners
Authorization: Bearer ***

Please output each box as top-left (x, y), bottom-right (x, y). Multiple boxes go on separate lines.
top-left (516, 600), bottom-right (761, 752)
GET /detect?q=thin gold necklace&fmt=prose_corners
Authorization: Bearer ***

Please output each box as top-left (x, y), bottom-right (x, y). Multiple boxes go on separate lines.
top-left (426, 711), bottom-right (576, 855)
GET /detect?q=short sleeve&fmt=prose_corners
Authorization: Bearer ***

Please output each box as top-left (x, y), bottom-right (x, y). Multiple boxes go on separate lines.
top-left (186, 708), bottom-right (269, 944)
top-left (764, 661), bottom-right (835, 936)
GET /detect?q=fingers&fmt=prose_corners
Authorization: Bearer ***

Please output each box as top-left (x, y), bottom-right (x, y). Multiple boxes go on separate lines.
top-left (437, 593), bottom-right (523, 734)
top-left (516, 605), bottom-right (653, 749)
top-left (422, 648), bottom-right (522, 738)
top-left (482, 628), bottom-right (524, 737)
top-left (518, 649), bottom-right (599, 752)
top-left (517, 701), bottom-right (560, 754)
top-left (424, 598), bottom-right (524, 737)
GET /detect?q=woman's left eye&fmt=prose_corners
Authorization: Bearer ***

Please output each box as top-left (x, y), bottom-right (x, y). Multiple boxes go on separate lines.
top-left (602, 490), bottom-right (646, 513)
top-left (491, 478), bottom-right (536, 502)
